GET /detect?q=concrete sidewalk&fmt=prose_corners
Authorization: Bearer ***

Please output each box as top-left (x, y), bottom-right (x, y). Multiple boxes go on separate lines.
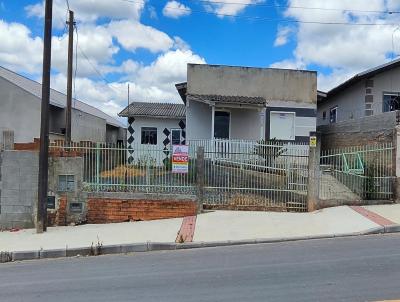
top-left (1, 204), bottom-right (399, 257)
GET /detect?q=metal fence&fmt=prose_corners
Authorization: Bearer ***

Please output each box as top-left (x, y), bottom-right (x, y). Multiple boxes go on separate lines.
top-left (50, 139), bottom-right (310, 211)
top-left (190, 139), bottom-right (309, 211)
top-left (319, 143), bottom-right (394, 201)
top-left (50, 141), bottom-right (197, 195)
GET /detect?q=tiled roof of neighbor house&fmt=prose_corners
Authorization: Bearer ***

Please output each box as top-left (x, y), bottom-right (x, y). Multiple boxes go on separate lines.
top-left (119, 102), bottom-right (186, 118)
top-left (0, 66), bottom-right (125, 128)
top-left (188, 94), bottom-right (266, 106)
top-left (321, 58), bottom-right (400, 102)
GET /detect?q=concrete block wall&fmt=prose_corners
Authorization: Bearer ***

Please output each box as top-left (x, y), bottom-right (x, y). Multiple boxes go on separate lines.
top-left (318, 111), bottom-right (397, 150)
top-left (0, 151), bottom-right (38, 229)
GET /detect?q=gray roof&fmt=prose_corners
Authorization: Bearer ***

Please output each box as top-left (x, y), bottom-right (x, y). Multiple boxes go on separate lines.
top-left (188, 94), bottom-right (266, 106)
top-left (0, 66), bottom-right (125, 128)
top-left (322, 58), bottom-right (400, 102)
top-left (119, 102), bottom-right (186, 118)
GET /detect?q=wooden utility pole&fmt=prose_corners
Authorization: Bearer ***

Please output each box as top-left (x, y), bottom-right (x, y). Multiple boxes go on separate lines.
top-left (65, 10), bottom-right (75, 144)
top-left (37, 0), bottom-right (53, 233)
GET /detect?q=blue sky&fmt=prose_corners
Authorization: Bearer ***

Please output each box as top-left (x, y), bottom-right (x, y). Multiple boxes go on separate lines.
top-left (1, 0), bottom-right (400, 117)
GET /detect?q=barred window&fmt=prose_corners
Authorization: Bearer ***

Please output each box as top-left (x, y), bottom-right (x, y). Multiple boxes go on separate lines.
top-left (141, 127), bottom-right (157, 145)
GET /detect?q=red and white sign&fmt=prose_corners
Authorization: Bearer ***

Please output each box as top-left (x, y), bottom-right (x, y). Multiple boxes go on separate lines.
top-left (172, 145), bottom-right (189, 174)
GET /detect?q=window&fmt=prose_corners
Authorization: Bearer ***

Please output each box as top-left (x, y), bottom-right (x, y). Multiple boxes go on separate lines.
top-left (171, 129), bottom-right (182, 145)
top-left (141, 127), bottom-right (157, 145)
top-left (214, 111), bottom-right (230, 139)
top-left (270, 112), bottom-right (295, 140)
top-left (330, 106), bottom-right (337, 124)
top-left (383, 93), bottom-right (400, 112)
top-left (58, 175), bottom-right (75, 192)
top-left (69, 202), bottom-right (83, 213)
top-left (47, 196), bottom-right (56, 209)
top-left (322, 111), bottom-right (326, 120)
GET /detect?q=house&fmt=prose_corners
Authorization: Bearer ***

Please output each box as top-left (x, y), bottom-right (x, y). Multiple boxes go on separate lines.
top-left (0, 66), bottom-right (126, 144)
top-left (317, 58), bottom-right (400, 126)
top-left (118, 64), bottom-right (318, 164)
top-left (118, 101), bottom-right (186, 163)
top-left (176, 64), bottom-right (317, 142)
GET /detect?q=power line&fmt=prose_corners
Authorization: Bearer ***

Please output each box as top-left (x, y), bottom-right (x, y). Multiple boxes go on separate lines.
top-left (191, 0), bottom-right (400, 15)
top-left (76, 38), bottom-right (125, 96)
top-left (119, 0), bottom-right (400, 26)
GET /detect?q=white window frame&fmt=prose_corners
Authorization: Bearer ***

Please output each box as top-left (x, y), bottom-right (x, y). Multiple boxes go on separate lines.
top-left (270, 111), bottom-right (296, 141)
top-left (330, 106), bottom-right (338, 124)
top-left (170, 128), bottom-right (182, 145)
top-left (141, 127), bottom-right (158, 145)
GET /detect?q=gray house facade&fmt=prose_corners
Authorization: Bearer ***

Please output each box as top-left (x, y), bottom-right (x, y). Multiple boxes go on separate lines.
top-left (318, 59), bottom-right (400, 126)
top-left (0, 66), bottom-right (126, 144)
top-left (177, 64), bottom-right (317, 142)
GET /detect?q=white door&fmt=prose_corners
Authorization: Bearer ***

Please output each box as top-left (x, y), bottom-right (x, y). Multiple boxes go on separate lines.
top-left (270, 112), bottom-right (295, 140)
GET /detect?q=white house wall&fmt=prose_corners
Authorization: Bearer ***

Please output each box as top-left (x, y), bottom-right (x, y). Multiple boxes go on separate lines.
top-left (126, 116), bottom-right (186, 165)
top-left (186, 100), bottom-right (212, 140)
top-left (229, 108), bottom-right (264, 140)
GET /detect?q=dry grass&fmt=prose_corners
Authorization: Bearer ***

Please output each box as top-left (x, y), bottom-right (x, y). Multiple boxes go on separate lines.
top-left (100, 165), bottom-right (145, 178)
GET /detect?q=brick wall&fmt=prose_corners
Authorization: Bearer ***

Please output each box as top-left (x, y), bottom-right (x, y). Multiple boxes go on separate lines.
top-left (47, 196), bottom-right (67, 226)
top-left (87, 198), bottom-right (197, 224)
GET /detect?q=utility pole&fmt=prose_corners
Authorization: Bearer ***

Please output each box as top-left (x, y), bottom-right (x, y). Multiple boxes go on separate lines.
top-left (65, 10), bottom-right (75, 144)
top-left (37, 0), bottom-right (53, 233)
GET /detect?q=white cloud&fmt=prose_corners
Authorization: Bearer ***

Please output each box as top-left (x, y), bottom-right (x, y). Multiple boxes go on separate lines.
top-left (163, 1), bottom-right (191, 19)
top-left (272, 0), bottom-right (400, 90)
top-left (50, 49), bottom-right (206, 118)
top-left (0, 20), bottom-right (43, 74)
top-left (51, 23), bottom-right (119, 77)
top-left (26, 0), bottom-right (145, 28)
top-left (1, 0), bottom-right (207, 119)
top-left (270, 59), bottom-right (305, 70)
top-left (204, 0), bottom-right (263, 17)
top-left (108, 20), bottom-right (174, 53)
top-left (274, 26), bottom-right (293, 47)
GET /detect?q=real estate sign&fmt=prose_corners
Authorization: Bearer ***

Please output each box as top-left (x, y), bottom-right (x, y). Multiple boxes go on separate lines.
top-left (172, 145), bottom-right (189, 174)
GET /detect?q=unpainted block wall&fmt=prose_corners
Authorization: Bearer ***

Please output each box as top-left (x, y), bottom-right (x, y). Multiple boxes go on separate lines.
top-left (318, 112), bottom-right (397, 150)
top-left (0, 151), bottom-right (38, 229)
top-left (47, 157), bottom-right (87, 226)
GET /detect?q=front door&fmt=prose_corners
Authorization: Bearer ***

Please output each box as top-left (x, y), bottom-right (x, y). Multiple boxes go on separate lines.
top-left (214, 111), bottom-right (230, 139)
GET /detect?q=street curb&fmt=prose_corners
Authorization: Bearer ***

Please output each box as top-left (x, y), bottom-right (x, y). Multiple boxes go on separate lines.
top-left (2, 225), bottom-right (399, 263)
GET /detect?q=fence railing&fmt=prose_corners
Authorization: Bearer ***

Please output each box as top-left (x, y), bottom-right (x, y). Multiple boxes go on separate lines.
top-left (319, 143), bottom-right (394, 201)
top-left (189, 139), bottom-right (309, 211)
top-left (49, 139), bottom-right (310, 211)
top-left (49, 141), bottom-right (197, 195)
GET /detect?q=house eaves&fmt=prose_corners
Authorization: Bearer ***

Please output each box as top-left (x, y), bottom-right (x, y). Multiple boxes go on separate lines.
top-left (0, 65), bottom-right (125, 128)
top-left (323, 58), bottom-right (400, 102)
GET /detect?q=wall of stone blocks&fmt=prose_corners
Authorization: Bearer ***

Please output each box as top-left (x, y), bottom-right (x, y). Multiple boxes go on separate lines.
top-left (318, 112), bottom-right (397, 150)
top-left (0, 151), bottom-right (38, 229)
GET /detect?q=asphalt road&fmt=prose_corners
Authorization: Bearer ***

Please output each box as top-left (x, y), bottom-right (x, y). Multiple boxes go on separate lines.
top-left (1, 234), bottom-right (400, 302)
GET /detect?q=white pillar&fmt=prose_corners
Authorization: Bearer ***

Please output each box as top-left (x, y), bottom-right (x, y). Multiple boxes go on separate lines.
top-left (211, 105), bottom-right (215, 139)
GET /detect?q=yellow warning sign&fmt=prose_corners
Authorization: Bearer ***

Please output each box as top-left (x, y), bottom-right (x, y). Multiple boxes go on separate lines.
top-left (310, 136), bottom-right (317, 147)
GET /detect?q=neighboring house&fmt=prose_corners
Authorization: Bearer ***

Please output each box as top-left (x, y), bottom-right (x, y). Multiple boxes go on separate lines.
top-left (118, 101), bottom-right (186, 163)
top-left (0, 66), bottom-right (126, 144)
top-left (176, 64), bottom-right (317, 142)
top-left (318, 58), bottom-right (400, 126)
